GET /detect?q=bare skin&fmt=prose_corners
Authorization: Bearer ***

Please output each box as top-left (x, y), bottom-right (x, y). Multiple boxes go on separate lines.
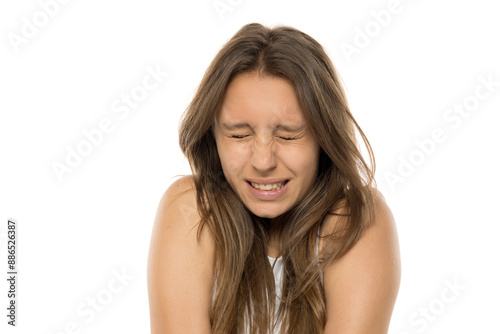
top-left (213, 72), bottom-right (321, 220)
top-left (147, 72), bottom-right (401, 333)
top-left (147, 176), bottom-right (214, 334)
top-left (147, 177), bottom-right (400, 333)
top-left (321, 192), bottom-right (401, 333)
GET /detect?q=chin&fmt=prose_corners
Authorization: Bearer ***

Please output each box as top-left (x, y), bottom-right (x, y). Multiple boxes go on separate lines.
top-left (253, 212), bottom-right (279, 219)
top-left (246, 203), bottom-right (287, 219)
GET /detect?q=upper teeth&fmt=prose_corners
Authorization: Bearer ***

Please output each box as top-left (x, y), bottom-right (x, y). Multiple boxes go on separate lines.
top-left (251, 182), bottom-right (285, 190)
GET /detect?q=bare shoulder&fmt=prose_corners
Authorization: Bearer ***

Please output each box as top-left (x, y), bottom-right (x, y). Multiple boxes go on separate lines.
top-left (159, 174), bottom-right (197, 208)
top-left (147, 175), bottom-right (214, 334)
top-left (322, 190), bottom-right (401, 334)
top-left (150, 175), bottom-right (207, 246)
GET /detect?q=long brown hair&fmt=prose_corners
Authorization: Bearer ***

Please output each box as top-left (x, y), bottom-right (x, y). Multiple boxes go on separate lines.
top-left (179, 23), bottom-right (376, 334)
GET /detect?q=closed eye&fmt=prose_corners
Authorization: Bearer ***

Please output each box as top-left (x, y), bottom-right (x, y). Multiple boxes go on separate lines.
top-left (279, 136), bottom-right (297, 141)
top-left (230, 134), bottom-right (249, 139)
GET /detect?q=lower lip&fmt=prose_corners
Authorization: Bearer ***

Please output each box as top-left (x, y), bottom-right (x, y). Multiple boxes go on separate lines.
top-left (246, 181), bottom-right (289, 200)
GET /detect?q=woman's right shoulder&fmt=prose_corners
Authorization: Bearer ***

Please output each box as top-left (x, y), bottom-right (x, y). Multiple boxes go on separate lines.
top-left (152, 174), bottom-right (215, 246)
top-left (160, 174), bottom-right (197, 206)
top-left (154, 175), bottom-right (197, 225)
top-left (148, 175), bottom-right (214, 333)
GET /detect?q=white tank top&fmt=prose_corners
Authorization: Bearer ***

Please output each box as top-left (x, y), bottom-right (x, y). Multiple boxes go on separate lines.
top-left (215, 227), bottom-right (323, 333)
top-left (267, 255), bottom-right (284, 333)
top-left (266, 226), bottom-right (322, 333)
top-left (268, 224), bottom-right (322, 290)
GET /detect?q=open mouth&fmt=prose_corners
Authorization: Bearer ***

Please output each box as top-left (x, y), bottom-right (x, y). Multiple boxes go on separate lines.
top-left (248, 180), bottom-right (289, 191)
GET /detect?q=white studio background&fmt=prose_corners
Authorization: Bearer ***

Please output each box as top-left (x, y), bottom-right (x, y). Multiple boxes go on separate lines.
top-left (0, 0), bottom-right (499, 333)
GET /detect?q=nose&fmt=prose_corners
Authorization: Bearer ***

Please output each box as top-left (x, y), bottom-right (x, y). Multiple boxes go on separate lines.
top-left (251, 138), bottom-right (277, 172)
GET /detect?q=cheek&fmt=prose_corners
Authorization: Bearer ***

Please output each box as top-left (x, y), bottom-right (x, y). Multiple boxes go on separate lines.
top-left (282, 144), bottom-right (320, 177)
top-left (217, 142), bottom-right (249, 177)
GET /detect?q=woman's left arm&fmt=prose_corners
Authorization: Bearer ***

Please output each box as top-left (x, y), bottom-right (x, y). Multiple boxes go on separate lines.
top-left (323, 192), bottom-right (401, 334)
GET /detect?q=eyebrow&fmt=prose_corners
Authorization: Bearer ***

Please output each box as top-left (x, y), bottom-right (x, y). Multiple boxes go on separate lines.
top-left (221, 123), bottom-right (306, 132)
top-left (276, 124), bottom-right (306, 132)
top-left (221, 123), bottom-right (251, 131)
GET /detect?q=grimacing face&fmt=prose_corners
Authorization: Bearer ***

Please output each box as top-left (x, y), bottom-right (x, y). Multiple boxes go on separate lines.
top-left (214, 72), bottom-right (320, 219)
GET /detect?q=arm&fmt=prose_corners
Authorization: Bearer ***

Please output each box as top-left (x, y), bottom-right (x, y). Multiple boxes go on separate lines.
top-left (323, 192), bottom-right (401, 334)
top-left (147, 175), bottom-right (215, 334)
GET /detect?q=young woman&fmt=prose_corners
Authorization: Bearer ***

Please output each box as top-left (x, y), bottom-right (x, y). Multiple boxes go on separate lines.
top-left (147, 23), bottom-right (401, 334)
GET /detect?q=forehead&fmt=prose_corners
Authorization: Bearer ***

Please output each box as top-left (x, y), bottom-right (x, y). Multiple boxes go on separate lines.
top-left (217, 72), bottom-right (306, 126)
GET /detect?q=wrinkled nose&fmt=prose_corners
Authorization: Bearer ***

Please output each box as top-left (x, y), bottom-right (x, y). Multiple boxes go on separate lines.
top-left (251, 140), bottom-right (277, 172)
